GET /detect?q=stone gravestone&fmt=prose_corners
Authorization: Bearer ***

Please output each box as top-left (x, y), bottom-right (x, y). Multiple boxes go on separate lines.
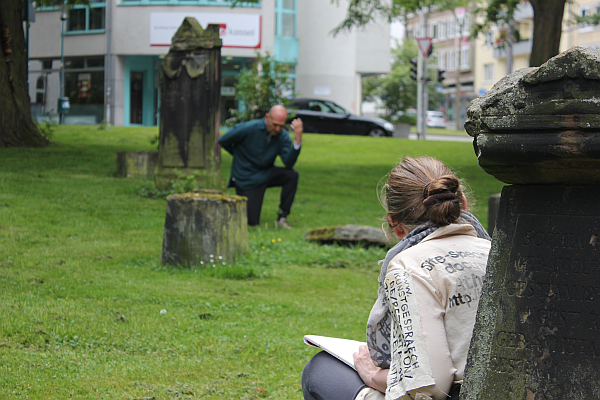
top-left (461, 47), bottom-right (600, 399)
top-left (161, 190), bottom-right (248, 266)
top-left (154, 17), bottom-right (224, 191)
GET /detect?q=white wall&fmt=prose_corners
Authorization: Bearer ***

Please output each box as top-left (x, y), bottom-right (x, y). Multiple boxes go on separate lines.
top-left (295, 0), bottom-right (390, 114)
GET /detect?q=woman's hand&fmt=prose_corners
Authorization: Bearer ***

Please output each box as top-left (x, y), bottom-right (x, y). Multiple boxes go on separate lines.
top-left (353, 345), bottom-right (389, 393)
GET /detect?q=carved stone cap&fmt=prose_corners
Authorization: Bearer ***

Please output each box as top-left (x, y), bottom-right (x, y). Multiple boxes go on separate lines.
top-left (170, 17), bottom-right (222, 51)
top-left (465, 47), bottom-right (600, 185)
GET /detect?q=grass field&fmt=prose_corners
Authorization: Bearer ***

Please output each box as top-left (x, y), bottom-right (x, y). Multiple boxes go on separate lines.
top-left (0, 126), bottom-right (504, 399)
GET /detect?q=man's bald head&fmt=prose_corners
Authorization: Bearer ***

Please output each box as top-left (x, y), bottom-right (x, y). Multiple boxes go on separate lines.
top-left (265, 105), bottom-right (288, 136)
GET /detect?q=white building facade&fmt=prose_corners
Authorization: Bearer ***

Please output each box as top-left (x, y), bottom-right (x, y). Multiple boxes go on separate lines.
top-left (27, 0), bottom-right (391, 127)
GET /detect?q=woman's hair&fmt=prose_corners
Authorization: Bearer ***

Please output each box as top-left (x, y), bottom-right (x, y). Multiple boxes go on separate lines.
top-left (380, 156), bottom-right (465, 230)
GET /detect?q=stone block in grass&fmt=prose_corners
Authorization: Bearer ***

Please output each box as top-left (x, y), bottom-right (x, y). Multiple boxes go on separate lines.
top-left (161, 189), bottom-right (248, 266)
top-left (305, 225), bottom-right (392, 248)
top-left (115, 150), bottom-right (158, 178)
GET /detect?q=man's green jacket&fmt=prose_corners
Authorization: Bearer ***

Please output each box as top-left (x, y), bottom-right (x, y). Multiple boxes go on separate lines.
top-left (218, 118), bottom-right (301, 190)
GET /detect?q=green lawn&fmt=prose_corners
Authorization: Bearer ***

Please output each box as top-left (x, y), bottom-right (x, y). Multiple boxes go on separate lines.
top-left (0, 126), bottom-right (504, 399)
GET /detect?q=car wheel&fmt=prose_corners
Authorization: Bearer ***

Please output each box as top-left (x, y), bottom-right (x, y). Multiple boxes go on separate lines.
top-left (368, 128), bottom-right (385, 137)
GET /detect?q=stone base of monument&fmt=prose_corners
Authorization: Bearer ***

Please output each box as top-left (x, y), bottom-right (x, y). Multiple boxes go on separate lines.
top-left (161, 190), bottom-right (248, 267)
top-left (305, 225), bottom-right (394, 248)
top-left (462, 184), bottom-right (600, 400)
top-left (154, 166), bottom-right (225, 192)
top-left (115, 151), bottom-right (158, 178)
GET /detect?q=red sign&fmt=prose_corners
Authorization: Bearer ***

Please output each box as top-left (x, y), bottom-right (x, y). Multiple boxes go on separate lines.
top-left (416, 37), bottom-right (433, 57)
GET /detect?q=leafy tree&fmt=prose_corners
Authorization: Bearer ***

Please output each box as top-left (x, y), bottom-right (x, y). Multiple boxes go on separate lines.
top-left (331, 0), bottom-right (568, 67)
top-left (225, 52), bottom-right (296, 126)
top-left (472, 0), bottom-right (566, 67)
top-left (363, 40), bottom-right (442, 120)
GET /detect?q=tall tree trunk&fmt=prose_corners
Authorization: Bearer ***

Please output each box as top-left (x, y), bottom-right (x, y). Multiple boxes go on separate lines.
top-left (0, 0), bottom-right (49, 147)
top-left (529, 0), bottom-right (567, 67)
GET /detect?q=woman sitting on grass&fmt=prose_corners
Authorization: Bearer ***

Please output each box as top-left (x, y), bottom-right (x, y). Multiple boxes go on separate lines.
top-left (302, 156), bottom-right (492, 400)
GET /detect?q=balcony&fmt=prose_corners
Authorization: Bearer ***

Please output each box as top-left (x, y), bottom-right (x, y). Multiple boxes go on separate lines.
top-left (493, 39), bottom-right (532, 59)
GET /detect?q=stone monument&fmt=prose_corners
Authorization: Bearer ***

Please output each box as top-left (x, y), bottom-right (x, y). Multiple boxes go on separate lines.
top-left (462, 47), bottom-right (600, 399)
top-left (154, 17), bottom-right (224, 190)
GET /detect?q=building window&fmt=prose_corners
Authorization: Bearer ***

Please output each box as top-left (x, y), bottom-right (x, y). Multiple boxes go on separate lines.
top-left (440, 52), bottom-right (447, 70)
top-left (484, 64), bottom-right (494, 82)
top-left (67, 0), bottom-right (105, 32)
top-left (447, 50), bottom-right (456, 70)
top-left (431, 22), bottom-right (438, 39)
top-left (275, 0), bottom-right (296, 37)
top-left (447, 18), bottom-right (455, 38)
top-left (120, 0), bottom-right (260, 5)
top-left (460, 46), bottom-right (470, 68)
top-left (439, 21), bottom-right (447, 39)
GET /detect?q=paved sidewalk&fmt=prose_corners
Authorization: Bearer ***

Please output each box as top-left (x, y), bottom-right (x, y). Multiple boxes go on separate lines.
top-left (408, 133), bottom-right (472, 142)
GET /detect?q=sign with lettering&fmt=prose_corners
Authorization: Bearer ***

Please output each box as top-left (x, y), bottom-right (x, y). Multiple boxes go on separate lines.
top-left (149, 12), bottom-right (261, 48)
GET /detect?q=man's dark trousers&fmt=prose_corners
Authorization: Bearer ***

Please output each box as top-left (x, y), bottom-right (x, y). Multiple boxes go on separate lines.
top-left (234, 167), bottom-right (299, 226)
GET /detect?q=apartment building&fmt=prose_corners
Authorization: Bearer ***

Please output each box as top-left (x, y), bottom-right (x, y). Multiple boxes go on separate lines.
top-left (27, 0), bottom-right (391, 126)
top-left (406, 0), bottom-right (600, 129)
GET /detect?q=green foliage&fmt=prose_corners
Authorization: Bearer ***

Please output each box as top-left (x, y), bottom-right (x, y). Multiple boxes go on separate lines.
top-left (362, 41), bottom-right (442, 119)
top-left (170, 169), bottom-right (204, 193)
top-left (0, 125), bottom-right (504, 399)
top-left (331, 0), bottom-right (470, 36)
top-left (136, 180), bottom-right (175, 199)
top-left (573, 13), bottom-right (600, 27)
top-left (35, 119), bottom-right (57, 141)
top-left (97, 119), bottom-right (108, 130)
top-left (225, 52), bottom-right (296, 127)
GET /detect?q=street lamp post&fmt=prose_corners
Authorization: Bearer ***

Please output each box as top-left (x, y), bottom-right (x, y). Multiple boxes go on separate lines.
top-left (59, 2), bottom-right (67, 124)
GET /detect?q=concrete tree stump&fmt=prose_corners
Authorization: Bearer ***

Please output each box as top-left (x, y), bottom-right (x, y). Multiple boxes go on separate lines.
top-left (154, 17), bottom-right (224, 190)
top-left (115, 150), bottom-right (158, 178)
top-left (161, 190), bottom-right (248, 267)
top-left (462, 47), bottom-right (600, 400)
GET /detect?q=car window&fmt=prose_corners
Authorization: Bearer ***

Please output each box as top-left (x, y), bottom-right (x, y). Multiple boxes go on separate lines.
top-left (307, 101), bottom-right (331, 113)
top-left (324, 101), bottom-right (347, 114)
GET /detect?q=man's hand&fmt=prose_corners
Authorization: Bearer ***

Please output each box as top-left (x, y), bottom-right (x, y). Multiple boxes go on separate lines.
top-left (290, 118), bottom-right (303, 146)
top-left (353, 345), bottom-right (388, 393)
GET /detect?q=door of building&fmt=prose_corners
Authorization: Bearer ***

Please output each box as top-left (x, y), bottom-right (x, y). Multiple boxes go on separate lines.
top-left (130, 71), bottom-right (144, 124)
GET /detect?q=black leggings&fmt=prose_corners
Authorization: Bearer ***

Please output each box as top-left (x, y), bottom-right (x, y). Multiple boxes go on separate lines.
top-left (302, 351), bottom-right (367, 400)
top-left (302, 351), bottom-right (462, 400)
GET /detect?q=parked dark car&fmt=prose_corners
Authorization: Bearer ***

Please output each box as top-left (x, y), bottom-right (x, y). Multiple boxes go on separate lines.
top-left (287, 98), bottom-right (395, 137)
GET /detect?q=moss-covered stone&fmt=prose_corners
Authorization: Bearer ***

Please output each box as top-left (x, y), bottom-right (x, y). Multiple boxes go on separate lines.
top-left (154, 17), bottom-right (223, 191)
top-left (115, 151), bottom-right (158, 178)
top-left (161, 190), bottom-right (248, 267)
top-left (305, 225), bottom-right (393, 248)
top-left (465, 47), bottom-right (600, 185)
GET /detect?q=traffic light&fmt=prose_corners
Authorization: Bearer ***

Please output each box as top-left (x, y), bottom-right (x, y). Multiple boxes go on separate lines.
top-left (410, 58), bottom-right (418, 81)
top-left (437, 69), bottom-right (446, 83)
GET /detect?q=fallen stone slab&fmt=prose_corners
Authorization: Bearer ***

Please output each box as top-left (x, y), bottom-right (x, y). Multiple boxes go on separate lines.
top-left (305, 225), bottom-right (394, 248)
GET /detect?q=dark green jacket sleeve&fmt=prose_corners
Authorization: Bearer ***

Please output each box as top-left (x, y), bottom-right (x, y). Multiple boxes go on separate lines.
top-left (218, 121), bottom-right (248, 155)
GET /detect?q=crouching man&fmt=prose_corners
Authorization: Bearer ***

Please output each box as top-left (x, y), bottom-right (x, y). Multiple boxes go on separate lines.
top-left (218, 105), bottom-right (303, 229)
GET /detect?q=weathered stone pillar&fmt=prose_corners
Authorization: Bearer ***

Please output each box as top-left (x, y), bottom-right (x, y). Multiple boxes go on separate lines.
top-left (161, 190), bottom-right (248, 266)
top-left (462, 47), bottom-right (600, 400)
top-left (154, 18), bottom-right (224, 190)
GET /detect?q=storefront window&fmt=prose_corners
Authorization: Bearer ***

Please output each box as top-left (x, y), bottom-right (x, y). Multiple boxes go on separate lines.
top-left (63, 56), bottom-right (105, 124)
